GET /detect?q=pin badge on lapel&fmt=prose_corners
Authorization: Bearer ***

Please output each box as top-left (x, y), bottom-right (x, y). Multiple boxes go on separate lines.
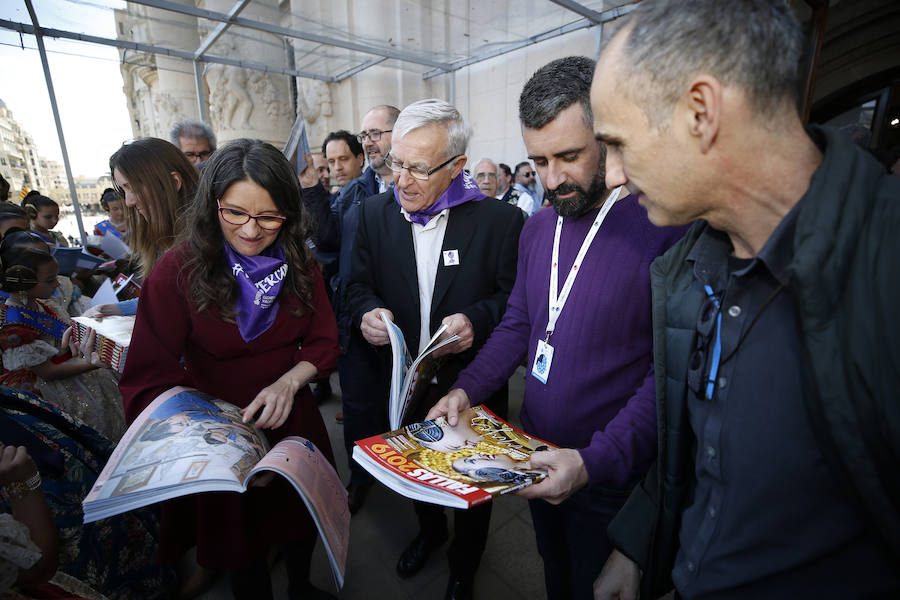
top-left (442, 249), bottom-right (460, 266)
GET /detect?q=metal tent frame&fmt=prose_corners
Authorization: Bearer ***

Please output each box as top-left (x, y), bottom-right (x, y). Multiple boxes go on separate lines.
top-left (0, 0), bottom-right (638, 243)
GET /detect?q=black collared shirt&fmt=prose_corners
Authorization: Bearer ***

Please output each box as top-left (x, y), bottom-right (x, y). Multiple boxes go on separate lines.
top-left (672, 204), bottom-right (899, 599)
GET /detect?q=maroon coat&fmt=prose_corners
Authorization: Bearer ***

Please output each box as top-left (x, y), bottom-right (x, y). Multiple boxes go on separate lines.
top-left (119, 245), bottom-right (340, 568)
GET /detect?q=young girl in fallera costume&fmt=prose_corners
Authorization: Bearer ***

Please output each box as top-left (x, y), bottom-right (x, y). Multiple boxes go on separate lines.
top-left (0, 245), bottom-right (125, 441)
top-left (93, 188), bottom-right (127, 239)
top-left (21, 191), bottom-right (68, 248)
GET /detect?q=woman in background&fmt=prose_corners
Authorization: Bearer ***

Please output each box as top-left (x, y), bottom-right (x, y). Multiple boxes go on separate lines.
top-left (85, 138), bottom-right (198, 319)
top-left (119, 139), bottom-right (340, 600)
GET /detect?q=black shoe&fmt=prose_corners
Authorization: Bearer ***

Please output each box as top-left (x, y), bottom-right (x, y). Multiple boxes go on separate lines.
top-left (444, 573), bottom-right (474, 600)
top-left (396, 529), bottom-right (448, 579)
top-left (347, 482), bottom-right (371, 515)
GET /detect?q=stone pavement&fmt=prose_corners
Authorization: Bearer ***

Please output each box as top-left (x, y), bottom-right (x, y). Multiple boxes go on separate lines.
top-left (197, 367), bottom-right (547, 599)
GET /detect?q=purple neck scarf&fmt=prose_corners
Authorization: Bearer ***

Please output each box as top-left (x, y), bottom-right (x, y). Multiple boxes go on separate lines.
top-left (224, 240), bottom-right (288, 342)
top-left (395, 170), bottom-right (484, 226)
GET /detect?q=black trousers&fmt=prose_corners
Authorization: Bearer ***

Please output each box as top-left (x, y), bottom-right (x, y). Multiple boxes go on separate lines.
top-left (528, 485), bottom-right (631, 600)
top-left (413, 499), bottom-right (493, 575)
top-left (339, 332), bottom-right (390, 485)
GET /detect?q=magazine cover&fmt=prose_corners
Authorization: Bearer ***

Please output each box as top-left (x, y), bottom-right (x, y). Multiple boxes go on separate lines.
top-left (83, 386), bottom-right (350, 588)
top-left (353, 405), bottom-right (554, 509)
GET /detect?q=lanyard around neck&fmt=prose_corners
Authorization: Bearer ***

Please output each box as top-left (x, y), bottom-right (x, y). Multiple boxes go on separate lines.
top-left (546, 185), bottom-right (623, 341)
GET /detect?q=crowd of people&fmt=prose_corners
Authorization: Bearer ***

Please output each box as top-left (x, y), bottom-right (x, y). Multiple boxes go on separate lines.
top-left (0, 1), bottom-right (898, 599)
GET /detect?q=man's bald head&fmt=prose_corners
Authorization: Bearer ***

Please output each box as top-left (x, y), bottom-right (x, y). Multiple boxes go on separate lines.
top-left (473, 159), bottom-right (499, 197)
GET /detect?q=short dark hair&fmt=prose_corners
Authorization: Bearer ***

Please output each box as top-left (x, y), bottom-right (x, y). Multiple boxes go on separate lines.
top-left (100, 187), bottom-right (121, 212)
top-left (519, 56), bottom-right (595, 130)
top-left (322, 130), bottom-right (363, 157)
top-left (498, 163), bottom-right (511, 178)
top-left (514, 162), bottom-right (532, 176)
top-left (0, 230), bottom-right (49, 252)
top-left (618, 0), bottom-right (803, 126)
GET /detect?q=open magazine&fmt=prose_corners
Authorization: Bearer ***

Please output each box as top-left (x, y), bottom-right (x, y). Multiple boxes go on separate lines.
top-left (353, 406), bottom-right (555, 509)
top-left (83, 387), bottom-right (350, 589)
top-left (381, 311), bottom-right (459, 429)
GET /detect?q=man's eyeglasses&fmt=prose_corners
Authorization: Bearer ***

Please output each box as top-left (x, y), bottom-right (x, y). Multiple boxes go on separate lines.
top-left (184, 150), bottom-right (212, 160)
top-left (519, 171), bottom-right (535, 179)
top-left (384, 154), bottom-right (462, 181)
top-left (357, 129), bottom-right (392, 143)
top-left (686, 282), bottom-right (784, 402)
top-left (687, 285), bottom-right (722, 402)
top-left (474, 172), bottom-right (498, 181)
top-left (217, 201), bottom-right (286, 231)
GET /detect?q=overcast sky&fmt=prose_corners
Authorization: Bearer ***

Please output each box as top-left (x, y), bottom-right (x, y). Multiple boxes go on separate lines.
top-left (0, 0), bottom-right (133, 179)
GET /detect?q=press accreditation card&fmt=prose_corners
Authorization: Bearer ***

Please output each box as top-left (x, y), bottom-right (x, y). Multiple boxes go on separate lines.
top-left (531, 339), bottom-right (554, 384)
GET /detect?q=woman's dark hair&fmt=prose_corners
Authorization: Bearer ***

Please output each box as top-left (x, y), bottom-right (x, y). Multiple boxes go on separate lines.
top-left (179, 138), bottom-right (316, 319)
top-left (0, 230), bottom-right (50, 253)
top-left (0, 174), bottom-right (10, 201)
top-left (0, 246), bottom-right (55, 292)
top-left (100, 187), bottom-right (120, 212)
top-left (109, 138), bottom-right (199, 278)
top-left (21, 190), bottom-right (58, 220)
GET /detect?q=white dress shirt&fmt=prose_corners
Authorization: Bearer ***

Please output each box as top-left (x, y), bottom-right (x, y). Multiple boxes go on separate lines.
top-left (400, 207), bottom-right (450, 354)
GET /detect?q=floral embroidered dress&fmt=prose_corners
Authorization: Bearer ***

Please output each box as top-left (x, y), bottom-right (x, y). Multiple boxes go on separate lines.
top-left (0, 279), bottom-right (125, 441)
top-left (0, 386), bottom-right (173, 599)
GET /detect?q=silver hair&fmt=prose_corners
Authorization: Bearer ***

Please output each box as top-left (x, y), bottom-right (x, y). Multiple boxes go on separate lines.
top-left (169, 120), bottom-right (217, 150)
top-left (393, 99), bottom-right (472, 164)
top-left (618, 0), bottom-right (803, 127)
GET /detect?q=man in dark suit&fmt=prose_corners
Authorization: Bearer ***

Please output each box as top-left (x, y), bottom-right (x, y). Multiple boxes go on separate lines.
top-left (345, 99), bottom-right (525, 600)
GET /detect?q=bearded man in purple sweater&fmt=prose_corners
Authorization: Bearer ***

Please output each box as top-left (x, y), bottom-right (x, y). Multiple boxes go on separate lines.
top-left (426, 56), bottom-right (686, 600)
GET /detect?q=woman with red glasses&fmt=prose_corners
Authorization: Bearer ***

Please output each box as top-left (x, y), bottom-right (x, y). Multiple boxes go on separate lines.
top-left (119, 139), bottom-right (340, 600)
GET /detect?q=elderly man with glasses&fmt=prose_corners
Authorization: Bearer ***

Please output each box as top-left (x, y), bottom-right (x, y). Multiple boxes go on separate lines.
top-left (345, 98), bottom-right (525, 600)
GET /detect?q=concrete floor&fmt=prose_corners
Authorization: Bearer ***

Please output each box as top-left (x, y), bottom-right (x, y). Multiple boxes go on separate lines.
top-left (196, 367), bottom-right (547, 600)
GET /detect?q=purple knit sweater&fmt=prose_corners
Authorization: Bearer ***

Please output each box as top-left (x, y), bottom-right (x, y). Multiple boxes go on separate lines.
top-left (454, 195), bottom-right (686, 488)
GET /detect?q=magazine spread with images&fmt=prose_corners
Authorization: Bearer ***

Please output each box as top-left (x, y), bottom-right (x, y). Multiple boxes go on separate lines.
top-left (83, 386), bottom-right (350, 589)
top-left (353, 405), bottom-right (555, 509)
top-left (381, 311), bottom-right (459, 429)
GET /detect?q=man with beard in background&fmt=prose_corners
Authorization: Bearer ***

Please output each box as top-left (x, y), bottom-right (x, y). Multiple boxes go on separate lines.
top-left (425, 56), bottom-right (686, 600)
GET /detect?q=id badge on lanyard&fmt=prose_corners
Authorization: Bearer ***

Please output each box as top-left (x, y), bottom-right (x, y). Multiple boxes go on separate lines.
top-left (532, 186), bottom-right (622, 384)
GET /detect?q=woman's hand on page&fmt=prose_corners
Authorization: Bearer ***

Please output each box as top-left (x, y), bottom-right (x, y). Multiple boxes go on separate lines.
top-left (243, 378), bottom-right (296, 429)
top-left (425, 388), bottom-right (471, 426)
